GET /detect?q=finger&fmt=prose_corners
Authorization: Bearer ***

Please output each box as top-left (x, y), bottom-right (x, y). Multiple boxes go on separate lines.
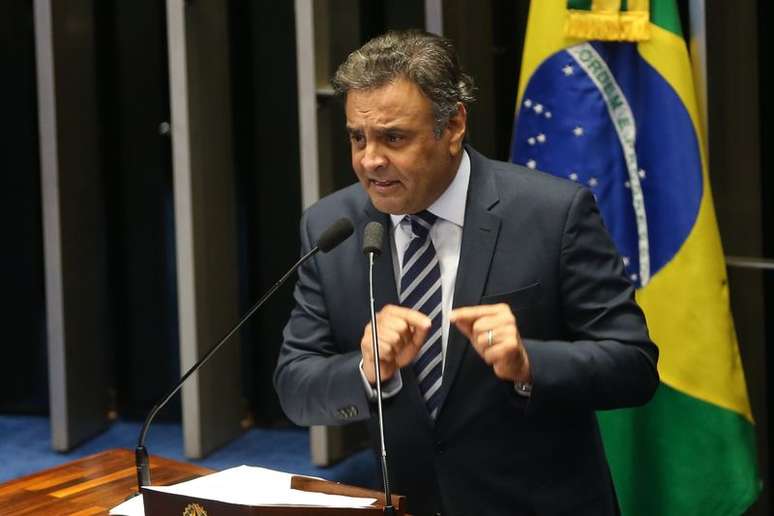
top-left (473, 328), bottom-right (496, 356)
top-left (362, 343), bottom-right (401, 385)
top-left (377, 327), bottom-right (401, 347)
top-left (472, 327), bottom-right (508, 358)
top-left (360, 323), bottom-right (373, 354)
top-left (449, 304), bottom-right (504, 324)
top-left (471, 314), bottom-right (505, 338)
top-left (409, 320), bottom-right (432, 353)
top-left (366, 314), bottom-right (409, 350)
top-left (451, 304), bottom-right (512, 342)
top-left (379, 315), bottom-right (410, 335)
top-left (384, 330), bottom-right (411, 361)
top-left (378, 342), bottom-right (397, 363)
top-left (381, 304), bottom-right (433, 330)
top-left (363, 327), bottom-right (400, 360)
top-left (387, 322), bottom-right (432, 367)
top-left (363, 357), bottom-right (397, 384)
top-left (482, 339), bottom-right (518, 364)
top-left (378, 362), bottom-right (396, 382)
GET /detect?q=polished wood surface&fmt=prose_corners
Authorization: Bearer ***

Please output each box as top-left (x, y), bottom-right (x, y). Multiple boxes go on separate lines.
top-left (290, 476), bottom-right (406, 513)
top-left (0, 448), bottom-right (212, 515)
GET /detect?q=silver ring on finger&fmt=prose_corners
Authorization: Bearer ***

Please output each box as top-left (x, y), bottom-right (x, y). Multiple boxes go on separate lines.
top-left (486, 329), bottom-right (494, 349)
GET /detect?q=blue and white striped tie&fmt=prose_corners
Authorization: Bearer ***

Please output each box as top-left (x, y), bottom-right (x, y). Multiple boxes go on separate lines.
top-left (400, 211), bottom-right (443, 419)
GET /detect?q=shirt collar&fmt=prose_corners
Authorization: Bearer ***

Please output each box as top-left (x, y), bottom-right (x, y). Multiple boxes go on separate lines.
top-left (390, 150), bottom-right (470, 228)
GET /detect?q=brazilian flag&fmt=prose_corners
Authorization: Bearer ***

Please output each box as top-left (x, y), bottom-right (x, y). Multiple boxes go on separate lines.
top-left (511, 1), bottom-right (760, 514)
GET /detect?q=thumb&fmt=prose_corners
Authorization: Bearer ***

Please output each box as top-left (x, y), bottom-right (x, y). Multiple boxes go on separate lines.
top-left (410, 320), bottom-right (431, 351)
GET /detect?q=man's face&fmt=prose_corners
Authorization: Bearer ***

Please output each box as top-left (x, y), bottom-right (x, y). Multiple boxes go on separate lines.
top-left (345, 78), bottom-right (466, 215)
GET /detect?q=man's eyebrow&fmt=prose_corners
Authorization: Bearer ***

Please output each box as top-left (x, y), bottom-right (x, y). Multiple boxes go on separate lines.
top-left (345, 124), bottom-right (412, 136)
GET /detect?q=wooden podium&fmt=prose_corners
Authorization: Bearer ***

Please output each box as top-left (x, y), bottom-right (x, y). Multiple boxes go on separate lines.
top-left (142, 465), bottom-right (407, 515)
top-left (0, 448), bottom-right (406, 515)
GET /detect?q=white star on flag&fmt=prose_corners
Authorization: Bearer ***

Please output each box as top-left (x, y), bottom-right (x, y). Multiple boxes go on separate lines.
top-left (534, 104), bottom-right (544, 114)
top-left (569, 172), bottom-right (578, 181)
top-left (562, 64), bottom-right (574, 76)
top-left (588, 177), bottom-right (598, 187)
top-left (573, 126), bottom-right (584, 137)
top-left (524, 99), bottom-right (533, 108)
top-left (526, 159), bottom-right (537, 169)
top-left (536, 133), bottom-right (546, 143)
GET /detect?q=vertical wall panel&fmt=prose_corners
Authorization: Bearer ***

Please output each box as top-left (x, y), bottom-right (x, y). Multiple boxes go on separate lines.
top-left (34, 0), bottom-right (110, 451)
top-left (167, 0), bottom-right (242, 458)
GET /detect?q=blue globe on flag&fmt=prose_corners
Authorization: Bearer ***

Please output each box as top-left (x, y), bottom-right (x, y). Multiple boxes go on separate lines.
top-left (511, 42), bottom-right (702, 288)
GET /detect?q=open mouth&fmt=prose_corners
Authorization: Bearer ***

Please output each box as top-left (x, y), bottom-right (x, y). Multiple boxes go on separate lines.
top-left (369, 179), bottom-right (400, 189)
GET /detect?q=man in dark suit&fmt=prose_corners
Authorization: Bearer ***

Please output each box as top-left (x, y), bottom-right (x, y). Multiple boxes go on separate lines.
top-left (274, 30), bottom-right (659, 515)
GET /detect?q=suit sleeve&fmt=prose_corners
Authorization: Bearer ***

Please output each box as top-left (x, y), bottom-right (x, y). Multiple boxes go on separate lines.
top-left (272, 212), bottom-right (372, 426)
top-left (522, 187), bottom-right (660, 413)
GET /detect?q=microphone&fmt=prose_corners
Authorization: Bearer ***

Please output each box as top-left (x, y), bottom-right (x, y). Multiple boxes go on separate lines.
top-left (319, 217), bottom-right (355, 252)
top-left (135, 217), bottom-right (354, 491)
top-left (361, 221), bottom-right (394, 514)
top-left (362, 221), bottom-right (385, 257)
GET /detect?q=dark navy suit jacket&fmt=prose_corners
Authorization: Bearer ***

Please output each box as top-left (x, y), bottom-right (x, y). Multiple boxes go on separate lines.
top-left (274, 147), bottom-right (659, 516)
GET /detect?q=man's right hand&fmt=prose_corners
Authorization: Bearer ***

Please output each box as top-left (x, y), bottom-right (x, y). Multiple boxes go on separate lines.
top-left (360, 304), bottom-right (432, 385)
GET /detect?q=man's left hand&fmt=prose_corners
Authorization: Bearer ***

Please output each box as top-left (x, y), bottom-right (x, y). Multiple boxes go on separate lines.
top-left (450, 304), bottom-right (532, 384)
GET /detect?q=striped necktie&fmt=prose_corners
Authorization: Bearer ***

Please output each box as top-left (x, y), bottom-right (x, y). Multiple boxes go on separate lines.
top-left (400, 211), bottom-right (443, 419)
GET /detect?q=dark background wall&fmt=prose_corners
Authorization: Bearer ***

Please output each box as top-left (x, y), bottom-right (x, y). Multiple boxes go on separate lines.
top-left (0, 0), bottom-right (47, 414)
top-left (228, 0), bottom-right (302, 425)
top-left (94, 0), bottom-right (179, 422)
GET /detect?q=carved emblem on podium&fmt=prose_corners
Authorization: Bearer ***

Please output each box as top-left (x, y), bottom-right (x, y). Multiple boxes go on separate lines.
top-left (182, 503), bottom-right (207, 516)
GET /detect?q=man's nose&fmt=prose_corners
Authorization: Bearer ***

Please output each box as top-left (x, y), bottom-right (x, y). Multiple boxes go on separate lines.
top-left (361, 142), bottom-right (387, 171)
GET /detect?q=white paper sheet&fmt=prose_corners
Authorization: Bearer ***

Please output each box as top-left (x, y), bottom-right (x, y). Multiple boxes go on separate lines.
top-left (109, 465), bottom-right (376, 515)
top-left (109, 494), bottom-right (145, 516)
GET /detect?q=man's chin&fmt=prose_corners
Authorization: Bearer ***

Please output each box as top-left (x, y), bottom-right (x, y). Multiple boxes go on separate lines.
top-left (368, 196), bottom-right (408, 216)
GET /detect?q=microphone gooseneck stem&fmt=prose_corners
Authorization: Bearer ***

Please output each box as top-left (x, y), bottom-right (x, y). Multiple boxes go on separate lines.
top-left (368, 252), bottom-right (393, 511)
top-left (135, 245), bottom-right (321, 490)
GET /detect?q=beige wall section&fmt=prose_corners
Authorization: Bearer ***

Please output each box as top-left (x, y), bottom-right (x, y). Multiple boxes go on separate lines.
top-left (296, 0), bottom-right (321, 210)
top-left (35, 0), bottom-right (111, 452)
top-left (166, 0), bottom-right (243, 459)
top-left (34, 0), bottom-right (67, 451)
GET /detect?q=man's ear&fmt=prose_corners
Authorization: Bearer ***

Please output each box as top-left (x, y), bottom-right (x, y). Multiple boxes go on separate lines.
top-left (447, 103), bottom-right (468, 156)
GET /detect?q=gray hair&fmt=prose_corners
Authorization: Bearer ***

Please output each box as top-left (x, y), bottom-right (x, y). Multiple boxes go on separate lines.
top-left (332, 30), bottom-right (476, 136)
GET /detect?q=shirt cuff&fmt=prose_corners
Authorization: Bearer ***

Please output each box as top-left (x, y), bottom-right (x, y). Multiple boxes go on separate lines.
top-left (359, 359), bottom-right (403, 401)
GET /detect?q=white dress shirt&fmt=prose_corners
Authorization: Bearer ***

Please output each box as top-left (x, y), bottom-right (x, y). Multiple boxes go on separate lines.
top-left (360, 151), bottom-right (470, 399)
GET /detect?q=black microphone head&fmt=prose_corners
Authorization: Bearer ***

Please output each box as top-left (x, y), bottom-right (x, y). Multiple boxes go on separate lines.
top-left (317, 217), bottom-right (354, 253)
top-left (362, 221), bottom-right (385, 256)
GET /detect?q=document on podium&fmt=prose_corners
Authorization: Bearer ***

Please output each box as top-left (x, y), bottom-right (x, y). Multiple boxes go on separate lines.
top-left (109, 465), bottom-right (377, 515)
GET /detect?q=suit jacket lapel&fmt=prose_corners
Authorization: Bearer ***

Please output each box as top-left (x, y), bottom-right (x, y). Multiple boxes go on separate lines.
top-left (436, 148), bottom-right (501, 417)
